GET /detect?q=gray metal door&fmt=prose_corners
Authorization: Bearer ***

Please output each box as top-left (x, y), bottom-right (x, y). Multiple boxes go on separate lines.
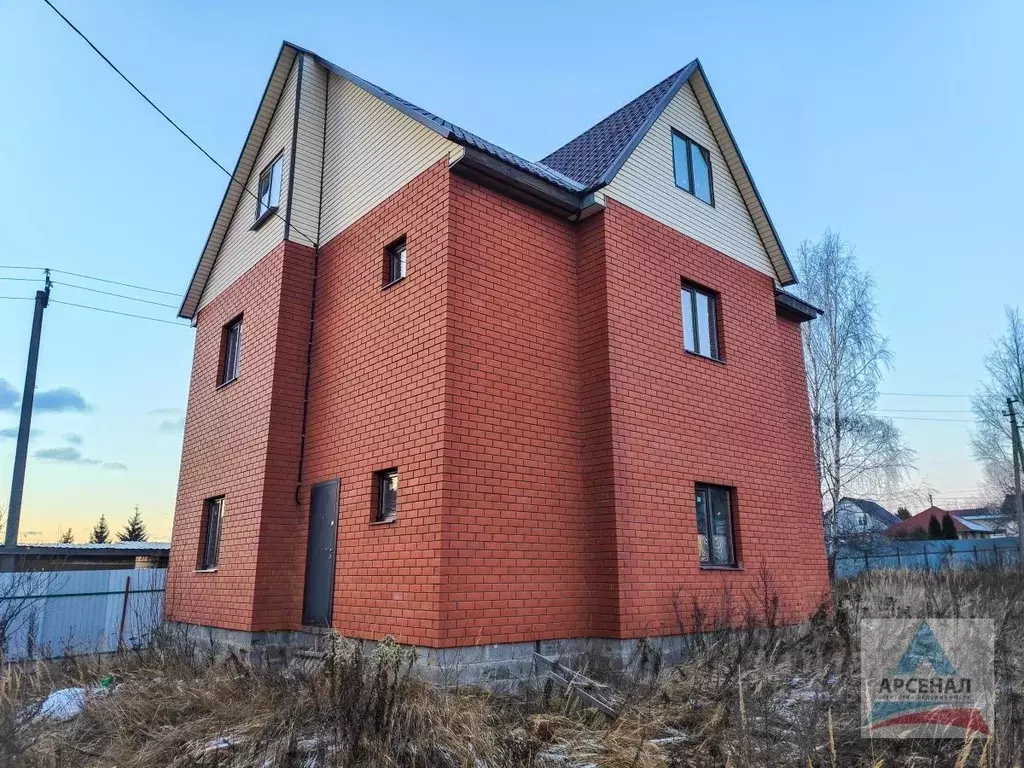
top-left (302, 479), bottom-right (339, 626)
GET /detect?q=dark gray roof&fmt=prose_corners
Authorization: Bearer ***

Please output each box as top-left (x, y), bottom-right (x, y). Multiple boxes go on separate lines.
top-left (840, 498), bottom-right (901, 528)
top-left (292, 44), bottom-right (585, 194)
top-left (0, 542), bottom-right (169, 557)
top-left (540, 62), bottom-right (698, 190)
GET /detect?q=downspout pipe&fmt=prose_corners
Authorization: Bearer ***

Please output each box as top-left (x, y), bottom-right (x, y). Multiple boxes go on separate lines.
top-left (294, 243), bottom-right (320, 505)
top-left (294, 62), bottom-right (330, 505)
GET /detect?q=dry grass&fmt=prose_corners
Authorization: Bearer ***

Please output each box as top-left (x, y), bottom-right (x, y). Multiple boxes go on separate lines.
top-left (2, 568), bottom-right (1023, 766)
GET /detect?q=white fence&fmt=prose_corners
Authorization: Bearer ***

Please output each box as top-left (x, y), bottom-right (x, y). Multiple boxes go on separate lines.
top-left (0, 568), bottom-right (166, 661)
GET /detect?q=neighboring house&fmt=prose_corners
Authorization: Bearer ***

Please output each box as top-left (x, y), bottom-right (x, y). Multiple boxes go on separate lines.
top-left (885, 506), bottom-right (994, 540)
top-left (950, 500), bottom-right (1018, 538)
top-left (0, 542), bottom-right (169, 571)
top-left (166, 42), bottom-right (829, 668)
top-left (827, 498), bottom-right (900, 538)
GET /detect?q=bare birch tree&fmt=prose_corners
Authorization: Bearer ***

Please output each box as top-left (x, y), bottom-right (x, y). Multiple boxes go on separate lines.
top-left (971, 306), bottom-right (1024, 497)
top-left (796, 231), bottom-right (913, 547)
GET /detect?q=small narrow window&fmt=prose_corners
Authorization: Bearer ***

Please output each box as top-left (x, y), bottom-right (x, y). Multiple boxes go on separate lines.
top-left (695, 484), bottom-right (736, 567)
top-left (672, 131), bottom-right (713, 205)
top-left (374, 468), bottom-right (398, 522)
top-left (199, 496), bottom-right (224, 570)
top-left (220, 316), bottom-right (243, 385)
top-left (385, 237), bottom-right (407, 286)
top-left (254, 155), bottom-right (283, 225)
top-left (681, 284), bottom-right (719, 359)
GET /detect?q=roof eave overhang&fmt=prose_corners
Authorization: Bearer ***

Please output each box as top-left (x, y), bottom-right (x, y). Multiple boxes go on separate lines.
top-left (449, 147), bottom-right (584, 219)
top-left (774, 288), bottom-right (821, 323)
top-left (178, 42), bottom-right (300, 319)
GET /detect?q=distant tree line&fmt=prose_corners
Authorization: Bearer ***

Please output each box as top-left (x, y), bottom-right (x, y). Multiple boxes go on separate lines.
top-left (87, 505), bottom-right (149, 544)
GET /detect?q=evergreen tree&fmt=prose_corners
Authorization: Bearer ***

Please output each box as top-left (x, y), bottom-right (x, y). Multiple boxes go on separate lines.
top-left (59, 528), bottom-right (74, 544)
top-left (89, 514), bottom-right (111, 544)
top-left (118, 505), bottom-right (148, 542)
top-left (896, 506), bottom-right (911, 520)
top-left (941, 513), bottom-right (959, 540)
top-left (927, 514), bottom-right (943, 539)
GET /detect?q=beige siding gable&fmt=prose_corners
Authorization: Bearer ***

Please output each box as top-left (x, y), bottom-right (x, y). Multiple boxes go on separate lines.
top-left (319, 75), bottom-right (458, 243)
top-left (199, 58), bottom-right (300, 310)
top-left (603, 81), bottom-right (775, 279)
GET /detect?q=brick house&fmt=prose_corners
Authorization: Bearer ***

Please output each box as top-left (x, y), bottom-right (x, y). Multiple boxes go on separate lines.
top-left (168, 42), bottom-right (829, 665)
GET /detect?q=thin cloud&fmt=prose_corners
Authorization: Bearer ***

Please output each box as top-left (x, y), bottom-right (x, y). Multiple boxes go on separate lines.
top-left (63, 432), bottom-right (84, 446)
top-left (34, 446), bottom-right (101, 466)
top-left (34, 445), bottom-right (126, 470)
top-left (149, 407), bottom-right (183, 416)
top-left (0, 379), bottom-right (18, 411)
top-left (0, 427), bottom-right (43, 441)
top-left (158, 416), bottom-right (185, 434)
top-left (35, 387), bottom-right (92, 413)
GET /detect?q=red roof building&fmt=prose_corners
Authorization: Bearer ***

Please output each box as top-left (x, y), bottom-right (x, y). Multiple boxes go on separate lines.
top-left (886, 507), bottom-right (994, 539)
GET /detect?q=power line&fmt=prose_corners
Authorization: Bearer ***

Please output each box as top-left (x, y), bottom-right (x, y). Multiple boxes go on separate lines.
top-left (877, 408), bottom-right (976, 414)
top-left (53, 280), bottom-right (178, 309)
top-left (4, 265), bottom-right (181, 298)
top-left (0, 296), bottom-right (35, 301)
top-left (885, 416), bottom-right (974, 423)
top-left (49, 268), bottom-right (180, 297)
top-left (38, 0), bottom-right (318, 248)
top-left (50, 300), bottom-right (190, 327)
top-left (0, 266), bottom-right (42, 271)
top-left (879, 391), bottom-right (974, 399)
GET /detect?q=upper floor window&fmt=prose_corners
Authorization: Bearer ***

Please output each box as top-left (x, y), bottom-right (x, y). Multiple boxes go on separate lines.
top-left (220, 316), bottom-right (242, 385)
top-left (672, 131), bottom-right (713, 205)
top-left (681, 284), bottom-right (719, 360)
top-left (385, 237), bottom-right (407, 286)
top-left (253, 154), bottom-right (283, 227)
top-left (695, 484), bottom-right (736, 567)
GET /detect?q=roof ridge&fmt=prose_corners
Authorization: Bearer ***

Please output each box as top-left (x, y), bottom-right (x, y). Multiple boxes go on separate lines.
top-left (305, 47), bottom-right (585, 193)
top-left (538, 61), bottom-right (697, 189)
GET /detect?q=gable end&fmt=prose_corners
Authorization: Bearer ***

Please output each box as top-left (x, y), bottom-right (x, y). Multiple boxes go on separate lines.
top-left (179, 44), bottom-right (301, 319)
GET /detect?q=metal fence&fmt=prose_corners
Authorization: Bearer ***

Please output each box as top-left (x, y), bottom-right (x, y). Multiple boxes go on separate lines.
top-left (0, 567), bottom-right (166, 661)
top-left (834, 537), bottom-right (1021, 579)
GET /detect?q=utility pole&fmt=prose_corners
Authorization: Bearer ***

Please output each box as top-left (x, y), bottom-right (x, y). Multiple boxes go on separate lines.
top-left (1007, 397), bottom-right (1024, 563)
top-left (5, 270), bottom-right (51, 550)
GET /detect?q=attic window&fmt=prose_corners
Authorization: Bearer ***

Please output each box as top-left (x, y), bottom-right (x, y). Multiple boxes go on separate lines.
top-left (253, 154), bottom-right (283, 229)
top-left (672, 131), bottom-right (713, 206)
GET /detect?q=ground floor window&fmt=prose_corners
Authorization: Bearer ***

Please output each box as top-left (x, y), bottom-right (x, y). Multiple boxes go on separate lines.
top-left (199, 496), bottom-right (224, 570)
top-left (695, 484), bottom-right (736, 566)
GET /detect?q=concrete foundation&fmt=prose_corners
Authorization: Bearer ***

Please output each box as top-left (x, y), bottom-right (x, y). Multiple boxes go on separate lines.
top-left (163, 621), bottom-right (704, 691)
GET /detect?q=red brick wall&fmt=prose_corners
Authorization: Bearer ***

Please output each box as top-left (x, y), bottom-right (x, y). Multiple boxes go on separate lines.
top-left (167, 241), bottom-right (313, 631)
top-left (599, 200), bottom-right (829, 636)
top-left (300, 161), bottom-right (450, 646)
top-left (577, 214), bottom-right (620, 637)
top-left (441, 176), bottom-right (589, 646)
top-left (169, 164), bottom-right (828, 645)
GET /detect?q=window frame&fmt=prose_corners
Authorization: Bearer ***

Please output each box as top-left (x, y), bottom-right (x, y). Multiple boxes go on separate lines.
top-left (671, 130), bottom-right (715, 206)
top-left (198, 496), bottom-right (224, 571)
top-left (695, 484), bottom-right (737, 568)
top-left (681, 283), bottom-right (720, 360)
top-left (219, 315), bottom-right (243, 386)
top-left (384, 237), bottom-right (408, 287)
top-left (252, 153), bottom-right (284, 230)
top-left (373, 468), bottom-right (399, 523)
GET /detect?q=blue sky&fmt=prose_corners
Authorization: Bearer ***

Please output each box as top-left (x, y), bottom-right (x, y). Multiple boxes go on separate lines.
top-left (1, 0), bottom-right (1020, 540)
